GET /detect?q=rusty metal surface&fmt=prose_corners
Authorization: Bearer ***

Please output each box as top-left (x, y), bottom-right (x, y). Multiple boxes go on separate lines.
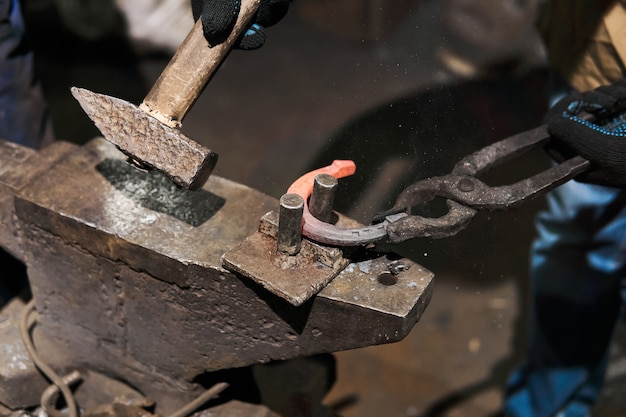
top-left (0, 140), bottom-right (76, 260)
top-left (16, 138), bottom-right (271, 283)
top-left (223, 209), bottom-right (433, 309)
top-left (0, 306), bottom-right (49, 409)
top-left (11, 138), bottom-right (433, 413)
top-left (71, 88), bottom-right (218, 190)
top-left (223, 212), bottom-right (350, 306)
top-left (318, 253), bottom-right (432, 319)
top-left (22, 223), bottom-right (432, 412)
top-left (0, 296), bottom-right (150, 412)
top-left (223, 232), bottom-right (350, 306)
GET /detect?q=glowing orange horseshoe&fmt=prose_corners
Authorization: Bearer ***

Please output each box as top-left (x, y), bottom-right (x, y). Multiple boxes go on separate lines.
top-left (286, 160), bottom-right (405, 246)
top-left (287, 160), bottom-right (356, 197)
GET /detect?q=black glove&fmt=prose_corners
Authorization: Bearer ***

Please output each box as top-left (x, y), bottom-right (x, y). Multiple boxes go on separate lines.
top-left (546, 79), bottom-right (626, 188)
top-left (191, 0), bottom-right (291, 50)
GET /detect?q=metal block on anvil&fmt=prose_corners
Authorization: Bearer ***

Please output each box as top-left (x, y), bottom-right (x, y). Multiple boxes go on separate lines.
top-left (13, 138), bottom-right (433, 413)
top-left (222, 211), bottom-right (352, 306)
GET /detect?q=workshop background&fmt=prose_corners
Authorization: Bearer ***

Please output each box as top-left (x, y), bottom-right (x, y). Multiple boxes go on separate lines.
top-left (14, 0), bottom-right (626, 415)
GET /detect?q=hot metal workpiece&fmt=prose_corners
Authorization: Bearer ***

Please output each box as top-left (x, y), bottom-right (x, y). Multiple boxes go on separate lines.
top-left (0, 137), bottom-right (434, 414)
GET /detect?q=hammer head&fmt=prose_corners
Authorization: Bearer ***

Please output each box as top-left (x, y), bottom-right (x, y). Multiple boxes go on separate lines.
top-left (72, 87), bottom-right (218, 190)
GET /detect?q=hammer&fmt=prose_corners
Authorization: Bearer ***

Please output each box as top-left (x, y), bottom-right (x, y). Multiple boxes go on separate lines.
top-left (72, 0), bottom-right (261, 190)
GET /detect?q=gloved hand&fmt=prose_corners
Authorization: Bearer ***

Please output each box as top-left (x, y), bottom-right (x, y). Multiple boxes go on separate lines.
top-left (546, 79), bottom-right (626, 188)
top-left (191, 0), bottom-right (291, 50)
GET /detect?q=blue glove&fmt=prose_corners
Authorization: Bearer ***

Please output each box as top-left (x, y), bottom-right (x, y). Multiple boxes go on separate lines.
top-left (546, 79), bottom-right (626, 188)
top-left (191, 0), bottom-right (291, 50)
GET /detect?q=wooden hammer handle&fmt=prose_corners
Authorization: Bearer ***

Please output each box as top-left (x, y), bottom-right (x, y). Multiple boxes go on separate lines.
top-left (140, 0), bottom-right (261, 128)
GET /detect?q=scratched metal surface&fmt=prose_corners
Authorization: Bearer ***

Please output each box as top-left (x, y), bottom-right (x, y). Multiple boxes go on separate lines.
top-left (11, 138), bottom-right (433, 413)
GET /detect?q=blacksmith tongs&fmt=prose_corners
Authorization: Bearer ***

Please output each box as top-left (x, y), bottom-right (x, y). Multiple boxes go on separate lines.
top-left (376, 124), bottom-right (589, 243)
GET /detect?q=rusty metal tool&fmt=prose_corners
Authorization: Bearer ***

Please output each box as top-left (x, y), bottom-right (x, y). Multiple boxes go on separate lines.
top-left (72, 0), bottom-right (261, 190)
top-left (378, 112), bottom-right (603, 243)
top-left (380, 124), bottom-right (590, 243)
top-left (290, 125), bottom-right (591, 246)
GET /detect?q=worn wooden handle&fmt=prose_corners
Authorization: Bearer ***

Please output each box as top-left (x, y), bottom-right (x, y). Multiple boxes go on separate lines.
top-left (140, 0), bottom-right (261, 127)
